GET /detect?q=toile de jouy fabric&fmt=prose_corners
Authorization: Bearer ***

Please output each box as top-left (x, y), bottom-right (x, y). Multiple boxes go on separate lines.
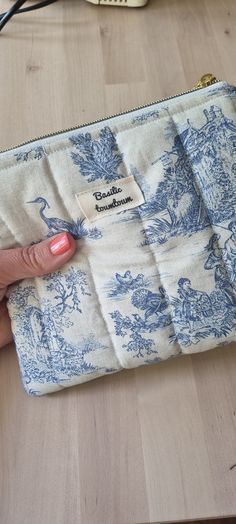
top-left (0, 80), bottom-right (236, 395)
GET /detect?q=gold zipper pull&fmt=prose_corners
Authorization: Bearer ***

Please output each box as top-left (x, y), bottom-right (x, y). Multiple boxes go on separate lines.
top-left (194, 73), bottom-right (217, 89)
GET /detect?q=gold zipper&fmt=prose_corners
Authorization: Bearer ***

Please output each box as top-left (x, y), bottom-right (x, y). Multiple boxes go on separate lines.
top-left (0, 73), bottom-right (219, 155)
top-left (193, 73), bottom-right (217, 88)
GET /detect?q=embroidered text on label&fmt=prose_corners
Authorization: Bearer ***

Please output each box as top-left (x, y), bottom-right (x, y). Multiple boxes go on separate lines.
top-left (75, 175), bottom-right (145, 222)
top-left (96, 196), bottom-right (133, 212)
top-left (93, 186), bottom-right (122, 200)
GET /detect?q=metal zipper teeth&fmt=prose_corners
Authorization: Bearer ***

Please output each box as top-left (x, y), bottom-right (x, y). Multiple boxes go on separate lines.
top-left (0, 79), bottom-right (220, 155)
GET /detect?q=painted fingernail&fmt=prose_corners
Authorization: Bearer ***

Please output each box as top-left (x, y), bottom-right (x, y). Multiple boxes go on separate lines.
top-left (50, 232), bottom-right (71, 256)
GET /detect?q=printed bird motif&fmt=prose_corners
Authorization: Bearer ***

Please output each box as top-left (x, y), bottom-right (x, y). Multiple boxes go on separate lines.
top-left (144, 286), bottom-right (169, 320)
top-left (27, 197), bottom-right (101, 240)
top-left (158, 286), bottom-right (169, 307)
top-left (115, 271), bottom-right (145, 290)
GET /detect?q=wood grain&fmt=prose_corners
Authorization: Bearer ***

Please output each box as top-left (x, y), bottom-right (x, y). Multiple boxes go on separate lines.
top-left (0, 1), bottom-right (236, 523)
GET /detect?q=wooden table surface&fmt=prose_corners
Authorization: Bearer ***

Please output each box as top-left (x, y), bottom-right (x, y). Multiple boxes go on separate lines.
top-left (0, 1), bottom-right (236, 523)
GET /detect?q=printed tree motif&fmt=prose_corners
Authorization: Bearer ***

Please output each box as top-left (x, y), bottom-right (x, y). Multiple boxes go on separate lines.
top-left (110, 310), bottom-right (133, 337)
top-left (70, 126), bottom-right (124, 183)
top-left (7, 286), bottom-right (35, 308)
top-left (146, 154), bottom-right (208, 237)
top-left (43, 267), bottom-right (91, 314)
top-left (110, 310), bottom-right (156, 358)
top-left (124, 332), bottom-right (156, 358)
top-left (124, 105), bottom-right (236, 247)
top-left (8, 268), bottom-right (115, 392)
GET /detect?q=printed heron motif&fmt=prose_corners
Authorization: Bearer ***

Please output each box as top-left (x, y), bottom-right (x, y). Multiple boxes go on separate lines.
top-left (27, 197), bottom-right (102, 240)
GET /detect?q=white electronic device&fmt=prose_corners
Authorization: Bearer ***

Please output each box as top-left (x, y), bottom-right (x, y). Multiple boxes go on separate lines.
top-left (86, 0), bottom-right (148, 7)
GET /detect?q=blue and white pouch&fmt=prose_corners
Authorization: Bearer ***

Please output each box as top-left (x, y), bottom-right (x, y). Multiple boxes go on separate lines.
top-left (1, 74), bottom-right (236, 396)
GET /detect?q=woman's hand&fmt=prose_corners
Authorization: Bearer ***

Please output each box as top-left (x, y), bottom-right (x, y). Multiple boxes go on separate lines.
top-left (0, 232), bottom-right (76, 348)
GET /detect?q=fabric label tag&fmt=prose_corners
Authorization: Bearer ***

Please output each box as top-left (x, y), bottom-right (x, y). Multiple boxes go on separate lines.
top-left (75, 175), bottom-right (145, 222)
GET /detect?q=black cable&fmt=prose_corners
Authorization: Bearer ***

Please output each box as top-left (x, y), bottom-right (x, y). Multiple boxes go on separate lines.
top-left (0, 0), bottom-right (26, 30)
top-left (0, 0), bottom-right (58, 32)
top-left (0, 0), bottom-right (58, 18)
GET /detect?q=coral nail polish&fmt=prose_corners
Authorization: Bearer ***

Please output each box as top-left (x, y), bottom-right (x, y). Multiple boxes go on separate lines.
top-left (50, 232), bottom-right (71, 256)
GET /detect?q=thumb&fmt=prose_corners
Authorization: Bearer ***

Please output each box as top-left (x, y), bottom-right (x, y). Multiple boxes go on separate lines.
top-left (0, 232), bottom-right (77, 289)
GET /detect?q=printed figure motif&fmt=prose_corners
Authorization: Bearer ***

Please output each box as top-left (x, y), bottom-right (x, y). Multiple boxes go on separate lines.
top-left (169, 224), bottom-right (236, 345)
top-left (170, 282), bottom-right (236, 347)
top-left (176, 278), bottom-right (212, 331)
top-left (108, 249), bottom-right (236, 353)
top-left (223, 219), bottom-right (236, 285)
top-left (204, 233), bottom-right (236, 305)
